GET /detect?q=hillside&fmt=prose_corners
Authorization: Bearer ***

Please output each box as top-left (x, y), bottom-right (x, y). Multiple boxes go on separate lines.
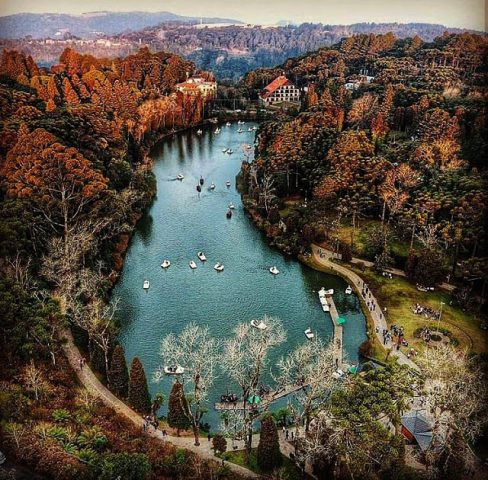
top-left (0, 11), bottom-right (242, 39)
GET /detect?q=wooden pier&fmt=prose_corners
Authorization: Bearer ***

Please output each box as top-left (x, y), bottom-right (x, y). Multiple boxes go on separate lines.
top-left (326, 295), bottom-right (344, 369)
top-left (214, 383), bottom-right (306, 411)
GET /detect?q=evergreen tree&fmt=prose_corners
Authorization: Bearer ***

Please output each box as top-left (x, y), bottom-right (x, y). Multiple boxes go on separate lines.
top-left (257, 414), bottom-right (282, 471)
top-left (167, 380), bottom-right (191, 436)
top-left (109, 345), bottom-right (129, 398)
top-left (212, 434), bottom-right (227, 455)
top-left (128, 357), bottom-right (151, 414)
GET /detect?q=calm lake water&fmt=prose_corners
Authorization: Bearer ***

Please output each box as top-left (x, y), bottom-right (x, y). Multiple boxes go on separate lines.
top-left (113, 122), bottom-right (366, 428)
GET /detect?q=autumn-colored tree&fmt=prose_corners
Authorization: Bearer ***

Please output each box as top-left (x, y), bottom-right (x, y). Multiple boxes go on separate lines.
top-left (212, 434), bottom-right (227, 455)
top-left (128, 357), bottom-right (151, 414)
top-left (3, 128), bottom-right (108, 250)
top-left (62, 77), bottom-right (80, 106)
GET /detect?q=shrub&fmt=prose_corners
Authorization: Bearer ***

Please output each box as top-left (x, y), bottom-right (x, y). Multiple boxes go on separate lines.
top-left (98, 452), bottom-right (151, 480)
top-left (257, 414), bottom-right (282, 471)
top-left (212, 434), bottom-right (227, 455)
top-left (52, 409), bottom-right (71, 423)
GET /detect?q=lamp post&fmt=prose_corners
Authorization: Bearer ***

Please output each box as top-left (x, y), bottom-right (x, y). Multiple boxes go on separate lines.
top-left (436, 301), bottom-right (445, 333)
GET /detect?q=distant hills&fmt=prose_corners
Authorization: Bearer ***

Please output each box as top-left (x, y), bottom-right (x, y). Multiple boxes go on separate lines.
top-left (0, 11), bottom-right (243, 39)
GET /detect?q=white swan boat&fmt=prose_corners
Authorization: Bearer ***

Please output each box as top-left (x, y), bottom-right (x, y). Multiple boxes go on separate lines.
top-left (226, 122), bottom-right (232, 126)
top-left (252, 126), bottom-right (258, 130)
top-left (210, 183), bottom-right (216, 190)
top-left (143, 280), bottom-right (150, 289)
top-left (164, 366), bottom-right (185, 375)
top-left (237, 128), bottom-right (243, 133)
top-left (197, 252), bottom-right (207, 261)
top-left (189, 260), bottom-right (197, 269)
top-left (304, 328), bottom-right (315, 340)
top-left (238, 120), bottom-right (245, 124)
top-left (248, 127), bottom-right (253, 132)
top-left (176, 174), bottom-right (184, 180)
top-left (226, 149), bottom-right (233, 154)
top-left (161, 260), bottom-right (171, 268)
top-left (197, 129), bottom-right (203, 135)
top-left (222, 148), bottom-right (228, 153)
top-left (214, 263), bottom-right (224, 272)
top-left (345, 286), bottom-right (353, 295)
top-left (228, 203), bottom-right (235, 209)
top-left (318, 287), bottom-right (334, 297)
top-left (322, 303), bottom-right (330, 312)
top-left (226, 181), bottom-right (231, 187)
top-left (215, 128), bottom-right (221, 134)
top-left (251, 319), bottom-right (268, 330)
top-left (269, 266), bottom-right (280, 275)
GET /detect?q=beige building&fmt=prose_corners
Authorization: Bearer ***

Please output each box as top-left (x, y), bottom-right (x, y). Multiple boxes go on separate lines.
top-left (176, 76), bottom-right (217, 99)
top-left (260, 75), bottom-right (300, 105)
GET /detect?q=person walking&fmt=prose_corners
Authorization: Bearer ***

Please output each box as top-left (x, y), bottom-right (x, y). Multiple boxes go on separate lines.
top-left (207, 433), bottom-right (211, 442)
top-left (285, 429), bottom-right (289, 440)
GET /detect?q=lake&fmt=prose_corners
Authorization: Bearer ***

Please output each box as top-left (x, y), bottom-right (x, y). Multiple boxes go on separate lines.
top-left (113, 122), bottom-right (367, 428)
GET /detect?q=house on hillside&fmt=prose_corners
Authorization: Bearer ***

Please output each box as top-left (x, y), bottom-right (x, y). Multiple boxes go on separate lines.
top-left (260, 75), bottom-right (300, 106)
top-left (176, 76), bottom-right (217, 99)
top-left (401, 411), bottom-right (436, 452)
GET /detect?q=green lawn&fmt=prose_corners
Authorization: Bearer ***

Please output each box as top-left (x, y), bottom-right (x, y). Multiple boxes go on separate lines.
top-left (350, 266), bottom-right (487, 356)
top-left (222, 448), bottom-right (310, 479)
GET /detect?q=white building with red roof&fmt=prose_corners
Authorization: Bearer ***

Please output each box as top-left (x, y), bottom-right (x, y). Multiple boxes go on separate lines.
top-left (260, 75), bottom-right (300, 105)
top-left (176, 76), bottom-right (217, 99)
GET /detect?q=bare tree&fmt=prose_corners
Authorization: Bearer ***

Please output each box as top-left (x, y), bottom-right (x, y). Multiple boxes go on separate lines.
top-left (260, 173), bottom-right (277, 214)
top-left (222, 315), bottom-right (286, 462)
top-left (21, 361), bottom-right (49, 402)
top-left (274, 338), bottom-right (336, 446)
top-left (155, 323), bottom-right (220, 446)
top-left (417, 344), bottom-right (487, 466)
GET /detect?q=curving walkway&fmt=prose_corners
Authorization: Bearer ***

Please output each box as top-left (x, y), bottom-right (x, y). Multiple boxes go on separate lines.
top-left (310, 244), bottom-right (419, 371)
top-left (61, 329), bottom-right (259, 479)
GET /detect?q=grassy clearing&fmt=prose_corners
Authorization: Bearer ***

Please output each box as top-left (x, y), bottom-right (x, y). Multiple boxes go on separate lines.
top-left (349, 266), bottom-right (487, 355)
top-left (222, 448), bottom-right (309, 479)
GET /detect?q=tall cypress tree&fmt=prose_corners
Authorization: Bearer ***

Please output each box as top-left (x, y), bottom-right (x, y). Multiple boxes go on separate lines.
top-left (167, 380), bottom-right (191, 436)
top-left (128, 357), bottom-right (151, 414)
top-left (109, 345), bottom-right (129, 398)
top-left (257, 414), bottom-right (282, 471)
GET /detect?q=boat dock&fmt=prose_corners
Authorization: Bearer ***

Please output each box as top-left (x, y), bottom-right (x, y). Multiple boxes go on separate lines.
top-left (214, 383), bottom-right (306, 411)
top-left (326, 295), bottom-right (344, 369)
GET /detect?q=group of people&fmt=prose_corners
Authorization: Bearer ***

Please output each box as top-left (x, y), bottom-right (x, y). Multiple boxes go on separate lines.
top-left (419, 327), bottom-right (438, 343)
top-left (142, 415), bottom-right (159, 432)
top-left (220, 393), bottom-right (238, 403)
top-left (380, 324), bottom-right (409, 350)
top-left (412, 303), bottom-right (441, 319)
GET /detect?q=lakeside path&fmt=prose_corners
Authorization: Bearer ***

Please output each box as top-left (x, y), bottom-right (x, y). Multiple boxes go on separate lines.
top-left (61, 329), bottom-right (260, 479)
top-left (310, 244), bottom-right (420, 371)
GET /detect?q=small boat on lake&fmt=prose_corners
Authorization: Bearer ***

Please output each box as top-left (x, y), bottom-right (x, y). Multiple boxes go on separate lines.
top-left (215, 128), bottom-right (221, 134)
top-left (238, 120), bottom-right (245, 124)
top-left (210, 183), bottom-right (216, 190)
top-left (304, 328), bottom-right (315, 340)
top-left (226, 181), bottom-right (231, 187)
top-left (226, 122), bottom-right (232, 126)
top-left (214, 263), bottom-right (224, 272)
top-left (161, 260), bottom-right (171, 268)
top-left (269, 266), bottom-right (280, 275)
top-left (197, 252), bottom-right (207, 261)
top-left (345, 286), bottom-right (353, 295)
top-left (228, 203), bottom-right (235, 209)
top-left (222, 148), bottom-right (228, 153)
top-left (164, 366), bottom-right (185, 375)
top-left (226, 209), bottom-right (232, 219)
top-left (252, 126), bottom-right (258, 130)
top-left (237, 128), bottom-right (243, 133)
top-left (189, 260), bottom-right (197, 270)
top-left (322, 303), bottom-right (330, 312)
top-left (197, 129), bottom-right (203, 135)
top-left (196, 184), bottom-right (202, 193)
top-left (248, 127), bottom-right (253, 132)
top-left (319, 287), bottom-right (334, 297)
top-left (226, 149), bottom-right (233, 154)
top-left (200, 176), bottom-right (204, 185)
top-left (251, 319), bottom-right (268, 330)
top-left (176, 174), bottom-right (184, 181)
top-left (143, 280), bottom-right (150, 289)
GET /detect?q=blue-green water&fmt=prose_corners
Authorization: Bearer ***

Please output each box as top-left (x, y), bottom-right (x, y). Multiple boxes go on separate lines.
top-left (113, 122), bottom-right (366, 427)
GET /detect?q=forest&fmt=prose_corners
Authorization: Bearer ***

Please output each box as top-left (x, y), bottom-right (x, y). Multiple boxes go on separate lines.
top-left (239, 32), bottom-right (487, 311)
top-left (0, 46), bottom-right (229, 479)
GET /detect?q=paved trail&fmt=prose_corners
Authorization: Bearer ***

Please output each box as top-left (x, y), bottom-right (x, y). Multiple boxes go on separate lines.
top-left (310, 244), bottom-right (419, 370)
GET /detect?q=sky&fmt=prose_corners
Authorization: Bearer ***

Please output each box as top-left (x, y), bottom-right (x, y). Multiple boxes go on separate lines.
top-left (0, 0), bottom-right (485, 31)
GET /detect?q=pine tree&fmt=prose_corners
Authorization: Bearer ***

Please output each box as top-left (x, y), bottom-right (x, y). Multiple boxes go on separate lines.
top-left (109, 345), bottom-right (129, 398)
top-left (167, 380), bottom-right (190, 436)
top-left (257, 414), bottom-right (282, 471)
top-left (128, 357), bottom-right (151, 414)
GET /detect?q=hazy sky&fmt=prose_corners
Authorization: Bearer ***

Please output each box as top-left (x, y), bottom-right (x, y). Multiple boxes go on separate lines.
top-left (0, 0), bottom-right (485, 31)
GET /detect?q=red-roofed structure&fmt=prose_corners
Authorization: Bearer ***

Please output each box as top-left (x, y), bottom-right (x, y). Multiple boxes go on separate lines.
top-left (260, 75), bottom-right (300, 105)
